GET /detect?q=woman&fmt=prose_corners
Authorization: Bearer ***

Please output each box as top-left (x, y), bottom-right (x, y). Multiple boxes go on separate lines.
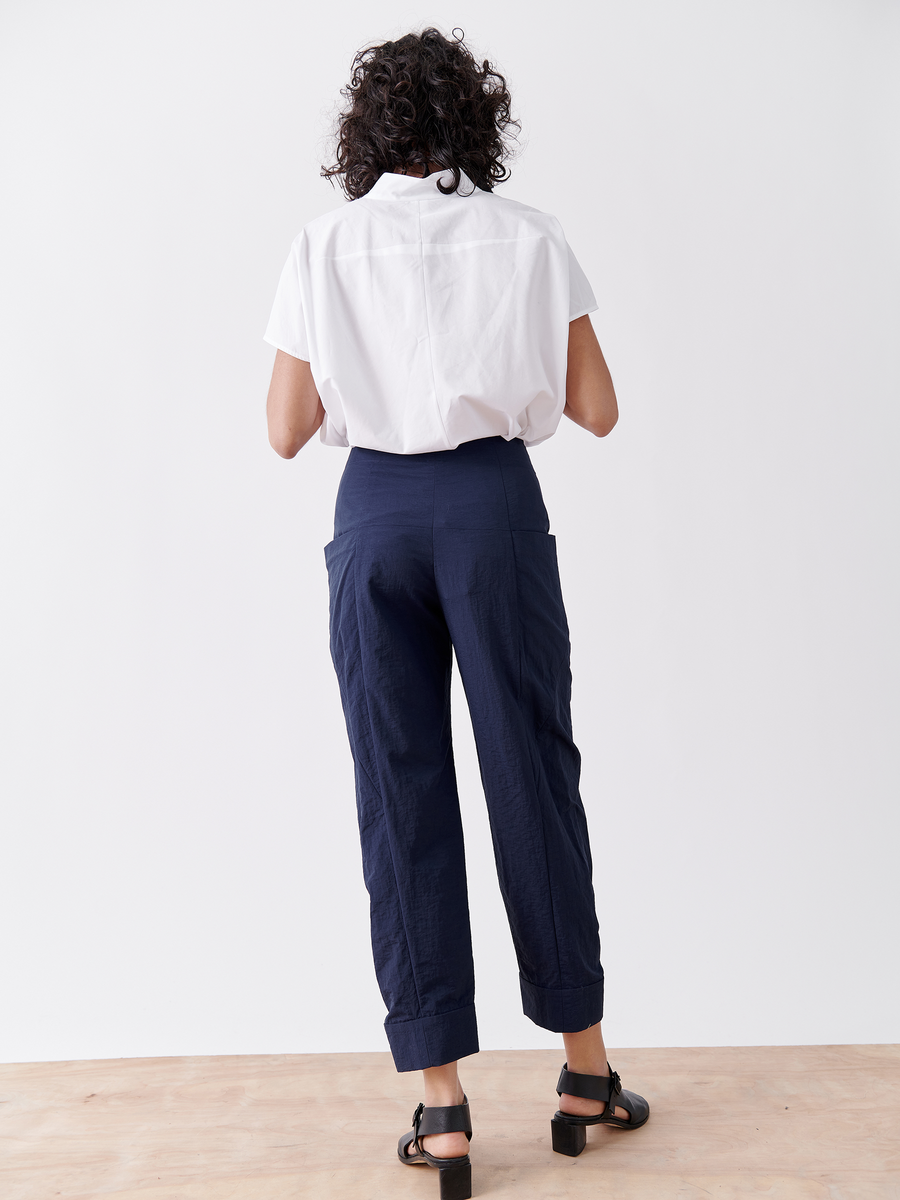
top-left (263, 27), bottom-right (648, 1199)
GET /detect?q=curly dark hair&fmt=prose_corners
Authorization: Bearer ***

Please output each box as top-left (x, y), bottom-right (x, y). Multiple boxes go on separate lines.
top-left (321, 27), bottom-right (520, 200)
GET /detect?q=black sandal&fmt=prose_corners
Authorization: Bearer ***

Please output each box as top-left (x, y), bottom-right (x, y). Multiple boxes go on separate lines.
top-left (397, 1097), bottom-right (473, 1200)
top-left (551, 1061), bottom-right (650, 1156)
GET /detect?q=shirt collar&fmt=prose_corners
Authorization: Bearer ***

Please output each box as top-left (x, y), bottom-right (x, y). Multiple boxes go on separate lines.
top-left (366, 167), bottom-right (478, 200)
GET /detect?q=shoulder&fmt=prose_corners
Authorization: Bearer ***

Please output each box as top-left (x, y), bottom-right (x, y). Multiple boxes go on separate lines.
top-left (477, 187), bottom-right (552, 218)
top-left (286, 199), bottom-right (373, 259)
top-left (468, 187), bottom-right (566, 239)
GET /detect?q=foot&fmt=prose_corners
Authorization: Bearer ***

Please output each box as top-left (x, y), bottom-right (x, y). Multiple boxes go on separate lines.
top-left (416, 1081), bottom-right (470, 1160)
top-left (558, 1087), bottom-right (631, 1122)
top-left (406, 1062), bottom-right (471, 1160)
top-left (417, 1129), bottom-right (470, 1159)
top-left (561, 1024), bottom-right (630, 1121)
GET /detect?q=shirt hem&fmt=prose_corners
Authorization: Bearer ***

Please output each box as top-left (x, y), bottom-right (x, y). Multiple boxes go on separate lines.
top-left (568, 303), bottom-right (598, 323)
top-left (262, 334), bottom-right (310, 362)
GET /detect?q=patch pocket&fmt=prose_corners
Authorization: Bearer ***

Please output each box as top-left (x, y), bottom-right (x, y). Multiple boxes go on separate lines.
top-left (511, 530), bottom-right (571, 719)
top-left (322, 530), bottom-right (358, 672)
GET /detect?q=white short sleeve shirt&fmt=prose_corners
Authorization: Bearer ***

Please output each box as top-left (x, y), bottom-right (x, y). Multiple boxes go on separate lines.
top-left (263, 167), bottom-right (598, 454)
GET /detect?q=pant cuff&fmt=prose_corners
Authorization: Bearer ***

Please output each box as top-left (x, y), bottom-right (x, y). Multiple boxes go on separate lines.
top-left (385, 1004), bottom-right (480, 1073)
top-left (520, 972), bottom-right (605, 1033)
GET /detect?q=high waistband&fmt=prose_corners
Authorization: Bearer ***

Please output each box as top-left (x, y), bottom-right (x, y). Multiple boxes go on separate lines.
top-left (333, 435), bottom-right (551, 537)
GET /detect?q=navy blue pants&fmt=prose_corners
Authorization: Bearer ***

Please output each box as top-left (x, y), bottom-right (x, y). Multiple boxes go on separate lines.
top-left (324, 435), bottom-right (604, 1073)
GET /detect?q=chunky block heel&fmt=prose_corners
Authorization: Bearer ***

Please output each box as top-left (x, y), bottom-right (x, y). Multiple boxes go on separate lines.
top-left (551, 1116), bottom-right (587, 1156)
top-left (551, 1061), bottom-right (650, 1156)
top-left (438, 1159), bottom-right (472, 1200)
top-left (398, 1097), bottom-right (473, 1200)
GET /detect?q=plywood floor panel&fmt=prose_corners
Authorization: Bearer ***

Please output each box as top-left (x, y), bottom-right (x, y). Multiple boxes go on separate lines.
top-left (1, 1046), bottom-right (897, 1199)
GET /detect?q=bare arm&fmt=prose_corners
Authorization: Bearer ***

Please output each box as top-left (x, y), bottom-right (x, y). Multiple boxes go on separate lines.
top-left (266, 349), bottom-right (326, 458)
top-left (563, 314), bottom-right (618, 437)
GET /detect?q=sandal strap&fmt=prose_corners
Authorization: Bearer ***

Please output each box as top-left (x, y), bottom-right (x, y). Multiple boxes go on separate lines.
top-left (414, 1096), bottom-right (473, 1139)
top-left (556, 1062), bottom-right (623, 1103)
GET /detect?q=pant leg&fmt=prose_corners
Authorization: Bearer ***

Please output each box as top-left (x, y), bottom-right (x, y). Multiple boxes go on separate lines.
top-left (324, 520), bottom-right (479, 1073)
top-left (433, 440), bottom-right (604, 1033)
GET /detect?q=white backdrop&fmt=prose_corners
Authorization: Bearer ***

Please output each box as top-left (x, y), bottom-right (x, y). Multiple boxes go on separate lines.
top-left (1, 0), bottom-right (897, 1065)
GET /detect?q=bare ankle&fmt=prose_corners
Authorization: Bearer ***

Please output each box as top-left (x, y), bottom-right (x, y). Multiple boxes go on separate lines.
top-left (422, 1061), bottom-right (464, 1108)
top-left (562, 1021), bottom-right (609, 1077)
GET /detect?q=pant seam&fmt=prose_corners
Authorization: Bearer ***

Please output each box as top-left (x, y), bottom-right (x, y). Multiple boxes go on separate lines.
top-left (493, 439), bottom-right (522, 701)
top-left (350, 545), bottom-right (425, 1017)
top-left (495, 440), bottom-right (564, 989)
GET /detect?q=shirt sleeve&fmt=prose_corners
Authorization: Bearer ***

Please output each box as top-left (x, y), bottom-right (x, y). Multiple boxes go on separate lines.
top-left (263, 237), bottom-right (310, 361)
top-left (566, 239), bottom-right (598, 322)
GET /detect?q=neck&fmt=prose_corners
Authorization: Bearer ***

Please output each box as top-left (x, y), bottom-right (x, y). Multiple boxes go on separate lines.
top-left (397, 162), bottom-right (443, 178)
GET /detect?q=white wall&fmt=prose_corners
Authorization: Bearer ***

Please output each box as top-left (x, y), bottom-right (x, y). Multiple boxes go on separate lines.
top-left (0, 0), bottom-right (897, 1064)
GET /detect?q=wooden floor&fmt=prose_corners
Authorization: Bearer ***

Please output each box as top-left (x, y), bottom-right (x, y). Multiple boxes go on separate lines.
top-left (1, 1045), bottom-right (897, 1199)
